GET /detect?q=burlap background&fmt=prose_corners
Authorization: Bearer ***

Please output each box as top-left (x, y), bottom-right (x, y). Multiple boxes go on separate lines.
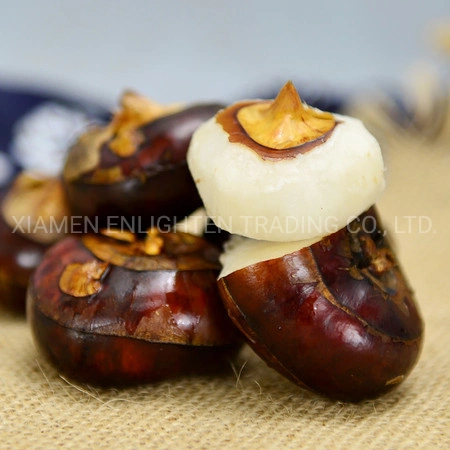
top-left (1, 106), bottom-right (449, 449)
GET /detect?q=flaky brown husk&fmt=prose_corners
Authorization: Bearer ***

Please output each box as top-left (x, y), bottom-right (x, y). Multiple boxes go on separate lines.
top-left (219, 207), bottom-right (424, 402)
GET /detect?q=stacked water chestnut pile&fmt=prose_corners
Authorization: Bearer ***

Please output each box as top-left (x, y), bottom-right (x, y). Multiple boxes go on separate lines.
top-left (0, 83), bottom-right (423, 402)
top-left (188, 82), bottom-right (423, 401)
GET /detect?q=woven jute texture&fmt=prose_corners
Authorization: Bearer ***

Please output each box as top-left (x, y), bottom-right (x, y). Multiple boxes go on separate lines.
top-left (1, 117), bottom-right (449, 450)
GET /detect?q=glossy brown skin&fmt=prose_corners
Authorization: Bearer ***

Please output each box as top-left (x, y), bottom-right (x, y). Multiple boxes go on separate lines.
top-left (0, 198), bottom-right (47, 314)
top-left (64, 104), bottom-right (223, 229)
top-left (219, 208), bottom-right (424, 402)
top-left (27, 233), bottom-right (241, 385)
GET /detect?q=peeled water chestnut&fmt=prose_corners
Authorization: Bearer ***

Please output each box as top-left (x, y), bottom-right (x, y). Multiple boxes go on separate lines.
top-left (63, 92), bottom-right (224, 229)
top-left (218, 208), bottom-right (424, 402)
top-left (27, 228), bottom-right (242, 385)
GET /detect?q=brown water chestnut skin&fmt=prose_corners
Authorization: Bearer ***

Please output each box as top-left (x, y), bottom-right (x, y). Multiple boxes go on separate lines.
top-left (219, 208), bottom-right (424, 402)
top-left (27, 230), bottom-right (241, 385)
top-left (0, 211), bottom-right (46, 314)
top-left (63, 102), bottom-right (223, 230)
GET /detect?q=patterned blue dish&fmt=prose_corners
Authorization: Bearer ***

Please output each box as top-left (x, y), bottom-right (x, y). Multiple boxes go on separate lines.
top-left (0, 83), bottom-right (109, 186)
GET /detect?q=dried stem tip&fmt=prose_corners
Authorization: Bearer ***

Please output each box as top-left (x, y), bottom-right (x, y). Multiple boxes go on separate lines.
top-left (144, 228), bottom-right (165, 256)
top-left (237, 81), bottom-right (336, 149)
top-left (108, 91), bottom-right (183, 158)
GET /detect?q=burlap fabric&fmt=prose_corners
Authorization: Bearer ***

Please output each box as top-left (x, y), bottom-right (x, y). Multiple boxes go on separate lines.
top-left (1, 103), bottom-right (449, 449)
